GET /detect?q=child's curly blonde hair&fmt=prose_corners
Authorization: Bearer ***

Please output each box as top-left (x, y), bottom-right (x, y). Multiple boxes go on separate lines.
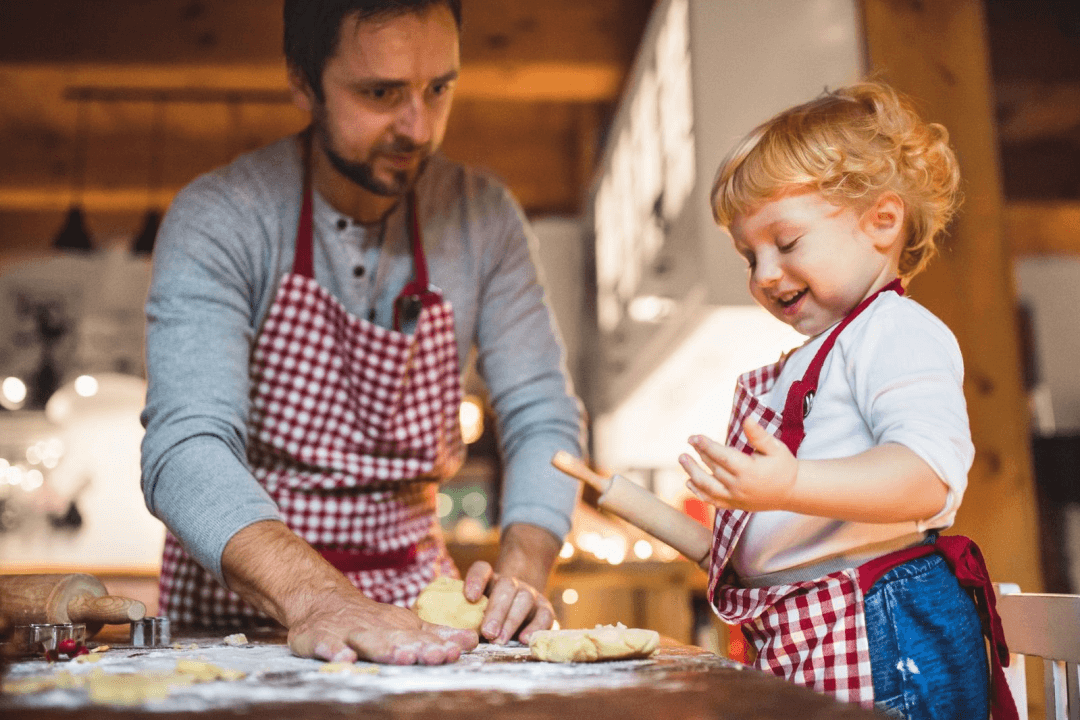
top-left (710, 82), bottom-right (961, 279)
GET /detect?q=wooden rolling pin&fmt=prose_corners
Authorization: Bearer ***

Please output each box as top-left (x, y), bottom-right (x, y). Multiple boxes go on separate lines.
top-left (0, 573), bottom-right (146, 637)
top-left (552, 452), bottom-right (712, 569)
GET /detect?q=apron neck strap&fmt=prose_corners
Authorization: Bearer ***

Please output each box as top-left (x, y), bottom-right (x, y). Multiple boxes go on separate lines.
top-left (406, 192), bottom-right (428, 289)
top-left (293, 133), bottom-right (316, 279)
top-left (778, 278), bottom-right (905, 455)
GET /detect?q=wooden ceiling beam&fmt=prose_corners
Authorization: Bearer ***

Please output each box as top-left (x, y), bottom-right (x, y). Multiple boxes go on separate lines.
top-left (0, 0), bottom-right (653, 66)
top-left (0, 61), bottom-right (624, 118)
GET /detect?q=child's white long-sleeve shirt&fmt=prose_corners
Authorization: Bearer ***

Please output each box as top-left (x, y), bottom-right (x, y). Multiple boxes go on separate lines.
top-left (731, 292), bottom-right (974, 583)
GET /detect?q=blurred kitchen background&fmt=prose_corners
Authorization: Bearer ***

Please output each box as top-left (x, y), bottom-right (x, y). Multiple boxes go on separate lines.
top-left (1, 0), bottom-right (1079, 662)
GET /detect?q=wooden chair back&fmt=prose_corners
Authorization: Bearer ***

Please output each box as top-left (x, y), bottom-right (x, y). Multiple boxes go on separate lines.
top-left (996, 582), bottom-right (1080, 720)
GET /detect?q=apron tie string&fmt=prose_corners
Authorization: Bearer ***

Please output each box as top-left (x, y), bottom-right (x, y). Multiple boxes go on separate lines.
top-left (857, 535), bottom-right (1019, 720)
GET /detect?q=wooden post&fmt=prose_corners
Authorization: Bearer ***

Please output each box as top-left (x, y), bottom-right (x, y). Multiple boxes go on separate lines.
top-left (860, 0), bottom-right (1043, 592)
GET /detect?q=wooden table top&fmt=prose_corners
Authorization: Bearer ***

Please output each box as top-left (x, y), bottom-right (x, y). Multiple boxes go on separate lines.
top-left (2, 629), bottom-right (881, 719)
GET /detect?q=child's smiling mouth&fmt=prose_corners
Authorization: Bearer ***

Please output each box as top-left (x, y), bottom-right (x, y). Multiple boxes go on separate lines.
top-left (777, 289), bottom-right (807, 309)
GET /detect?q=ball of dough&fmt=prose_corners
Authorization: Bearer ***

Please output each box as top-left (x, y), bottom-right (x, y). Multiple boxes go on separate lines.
top-left (413, 576), bottom-right (488, 631)
top-left (529, 623), bottom-right (660, 663)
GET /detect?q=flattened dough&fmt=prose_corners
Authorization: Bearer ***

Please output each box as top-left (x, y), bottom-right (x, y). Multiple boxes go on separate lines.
top-left (529, 623), bottom-right (660, 663)
top-left (413, 576), bottom-right (488, 630)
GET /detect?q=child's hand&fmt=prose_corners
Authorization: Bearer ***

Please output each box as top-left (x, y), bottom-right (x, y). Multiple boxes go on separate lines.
top-left (679, 418), bottom-right (798, 512)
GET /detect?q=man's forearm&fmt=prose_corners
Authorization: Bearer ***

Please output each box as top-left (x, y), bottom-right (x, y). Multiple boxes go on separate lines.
top-left (221, 519), bottom-right (362, 627)
top-left (495, 522), bottom-right (562, 592)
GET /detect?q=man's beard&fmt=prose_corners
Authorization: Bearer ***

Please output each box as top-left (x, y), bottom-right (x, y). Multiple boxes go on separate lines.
top-left (314, 114), bottom-right (431, 198)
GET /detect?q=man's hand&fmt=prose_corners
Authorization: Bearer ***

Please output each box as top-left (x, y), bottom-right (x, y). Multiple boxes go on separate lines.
top-left (222, 520), bottom-right (477, 664)
top-left (286, 584), bottom-right (477, 665)
top-left (461, 523), bottom-right (561, 644)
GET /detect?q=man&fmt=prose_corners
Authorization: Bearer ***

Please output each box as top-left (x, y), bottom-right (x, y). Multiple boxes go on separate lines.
top-left (140, 0), bottom-right (584, 666)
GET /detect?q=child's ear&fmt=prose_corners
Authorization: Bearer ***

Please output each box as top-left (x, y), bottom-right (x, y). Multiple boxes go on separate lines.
top-left (862, 193), bottom-right (905, 251)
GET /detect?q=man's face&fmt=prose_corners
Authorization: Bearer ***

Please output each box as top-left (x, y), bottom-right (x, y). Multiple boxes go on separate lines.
top-left (299, 4), bottom-right (460, 197)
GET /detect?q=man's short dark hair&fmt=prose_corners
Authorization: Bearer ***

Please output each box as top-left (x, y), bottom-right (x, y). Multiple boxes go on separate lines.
top-left (283, 0), bottom-right (463, 102)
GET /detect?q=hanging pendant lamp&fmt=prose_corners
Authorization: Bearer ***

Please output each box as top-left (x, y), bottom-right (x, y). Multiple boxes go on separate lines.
top-left (54, 96), bottom-right (94, 252)
top-left (133, 96), bottom-right (166, 256)
top-left (52, 205), bottom-right (94, 251)
top-left (132, 208), bottom-right (161, 255)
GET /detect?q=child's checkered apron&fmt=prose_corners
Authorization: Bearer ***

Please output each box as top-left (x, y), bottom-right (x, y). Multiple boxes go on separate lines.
top-left (159, 173), bottom-right (464, 627)
top-left (706, 280), bottom-right (1016, 718)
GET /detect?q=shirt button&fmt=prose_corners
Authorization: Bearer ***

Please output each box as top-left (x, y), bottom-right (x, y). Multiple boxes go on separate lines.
top-left (353, 265), bottom-right (365, 278)
top-left (336, 218), bottom-right (348, 230)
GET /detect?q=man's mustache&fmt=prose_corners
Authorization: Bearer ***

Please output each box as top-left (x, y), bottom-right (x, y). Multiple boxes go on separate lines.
top-left (378, 136), bottom-right (431, 155)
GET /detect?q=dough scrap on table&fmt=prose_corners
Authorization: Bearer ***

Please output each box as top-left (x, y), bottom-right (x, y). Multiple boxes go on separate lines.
top-left (222, 632), bottom-right (248, 646)
top-left (3, 671), bottom-right (81, 695)
top-left (413, 576), bottom-right (488, 631)
top-left (529, 623), bottom-right (660, 663)
top-left (87, 673), bottom-right (172, 706)
top-left (2, 659), bottom-right (247, 705)
top-left (72, 652), bottom-right (103, 663)
top-left (175, 659), bottom-right (247, 682)
top-left (319, 662), bottom-right (380, 675)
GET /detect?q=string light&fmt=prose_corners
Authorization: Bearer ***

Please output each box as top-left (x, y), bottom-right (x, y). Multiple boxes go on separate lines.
top-left (74, 375), bottom-right (99, 398)
top-left (1, 377), bottom-right (28, 410)
top-left (459, 395), bottom-right (485, 444)
top-left (461, 491), bottom-right (487, 518)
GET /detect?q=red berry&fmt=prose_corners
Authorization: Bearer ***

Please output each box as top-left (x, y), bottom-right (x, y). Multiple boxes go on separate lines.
top-left (58, 638), bottom-right (77, 654)
top-left (74, 646), bottom-right (89, 657)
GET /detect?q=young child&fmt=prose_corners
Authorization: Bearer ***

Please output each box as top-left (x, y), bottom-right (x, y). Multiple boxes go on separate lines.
top-left (680, 83), bottom-right (1016, 720)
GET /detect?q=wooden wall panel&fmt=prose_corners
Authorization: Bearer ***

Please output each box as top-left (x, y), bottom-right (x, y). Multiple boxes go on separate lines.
top-left (861, 0), bottom-right (1043, 591)
top-left (1005, 203), bottom-right (1080, 256)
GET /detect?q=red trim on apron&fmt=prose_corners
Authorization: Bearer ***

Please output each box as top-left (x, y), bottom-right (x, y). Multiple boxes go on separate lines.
top-left (707, 280), bottom-right (1017, 718)
top-left (320, 545), bottom-right (418, 573)
top-left (158, 139), bottom-right (464, 626)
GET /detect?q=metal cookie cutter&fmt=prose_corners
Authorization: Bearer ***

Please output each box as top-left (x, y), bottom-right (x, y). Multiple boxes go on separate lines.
top-left (10, 623), bottom-right (87, 658)
top-left (129, 616), bottom-right (171, 647)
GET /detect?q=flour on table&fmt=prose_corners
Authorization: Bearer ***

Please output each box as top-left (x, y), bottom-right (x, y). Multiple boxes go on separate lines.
top-left (1, 639), bottom-right (675, 712)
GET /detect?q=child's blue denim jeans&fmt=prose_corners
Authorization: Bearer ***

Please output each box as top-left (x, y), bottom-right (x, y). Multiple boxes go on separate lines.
top-left (864, 552), bottom-right (990, 720)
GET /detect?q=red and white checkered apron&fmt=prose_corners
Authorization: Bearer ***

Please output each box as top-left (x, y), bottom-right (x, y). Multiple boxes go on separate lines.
top-left (159, 176), bottom-right (465, 628)
top-left (707, 279), bottom-right (1017, 717)
top-left (707, 281), bottom-right (899, 707)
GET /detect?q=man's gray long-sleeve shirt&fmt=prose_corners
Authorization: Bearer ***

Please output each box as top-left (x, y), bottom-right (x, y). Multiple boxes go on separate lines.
top-left (140, 136), bottom-right (584, 583)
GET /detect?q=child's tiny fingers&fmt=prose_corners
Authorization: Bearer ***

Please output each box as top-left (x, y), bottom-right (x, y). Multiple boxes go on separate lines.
top-left (688, 435), bottom-right (740, 474)
top-left (679, 454), bottom-right (734, 501)
top-left (685, 479), bottom-right (730, 509)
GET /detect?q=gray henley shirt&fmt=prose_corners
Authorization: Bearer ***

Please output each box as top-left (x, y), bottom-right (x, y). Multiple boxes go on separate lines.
top-left (140, 135), bottom-right (584, 583)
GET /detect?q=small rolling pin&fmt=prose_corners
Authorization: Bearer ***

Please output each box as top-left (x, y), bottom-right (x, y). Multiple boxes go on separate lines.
top-left (0, 573), bottom-right (146, 638)
top-left (552, 452), bottom-right (712, 569)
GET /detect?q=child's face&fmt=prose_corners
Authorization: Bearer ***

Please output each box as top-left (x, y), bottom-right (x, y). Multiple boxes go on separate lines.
top-left (729, 189), bottom-right (901, 336)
